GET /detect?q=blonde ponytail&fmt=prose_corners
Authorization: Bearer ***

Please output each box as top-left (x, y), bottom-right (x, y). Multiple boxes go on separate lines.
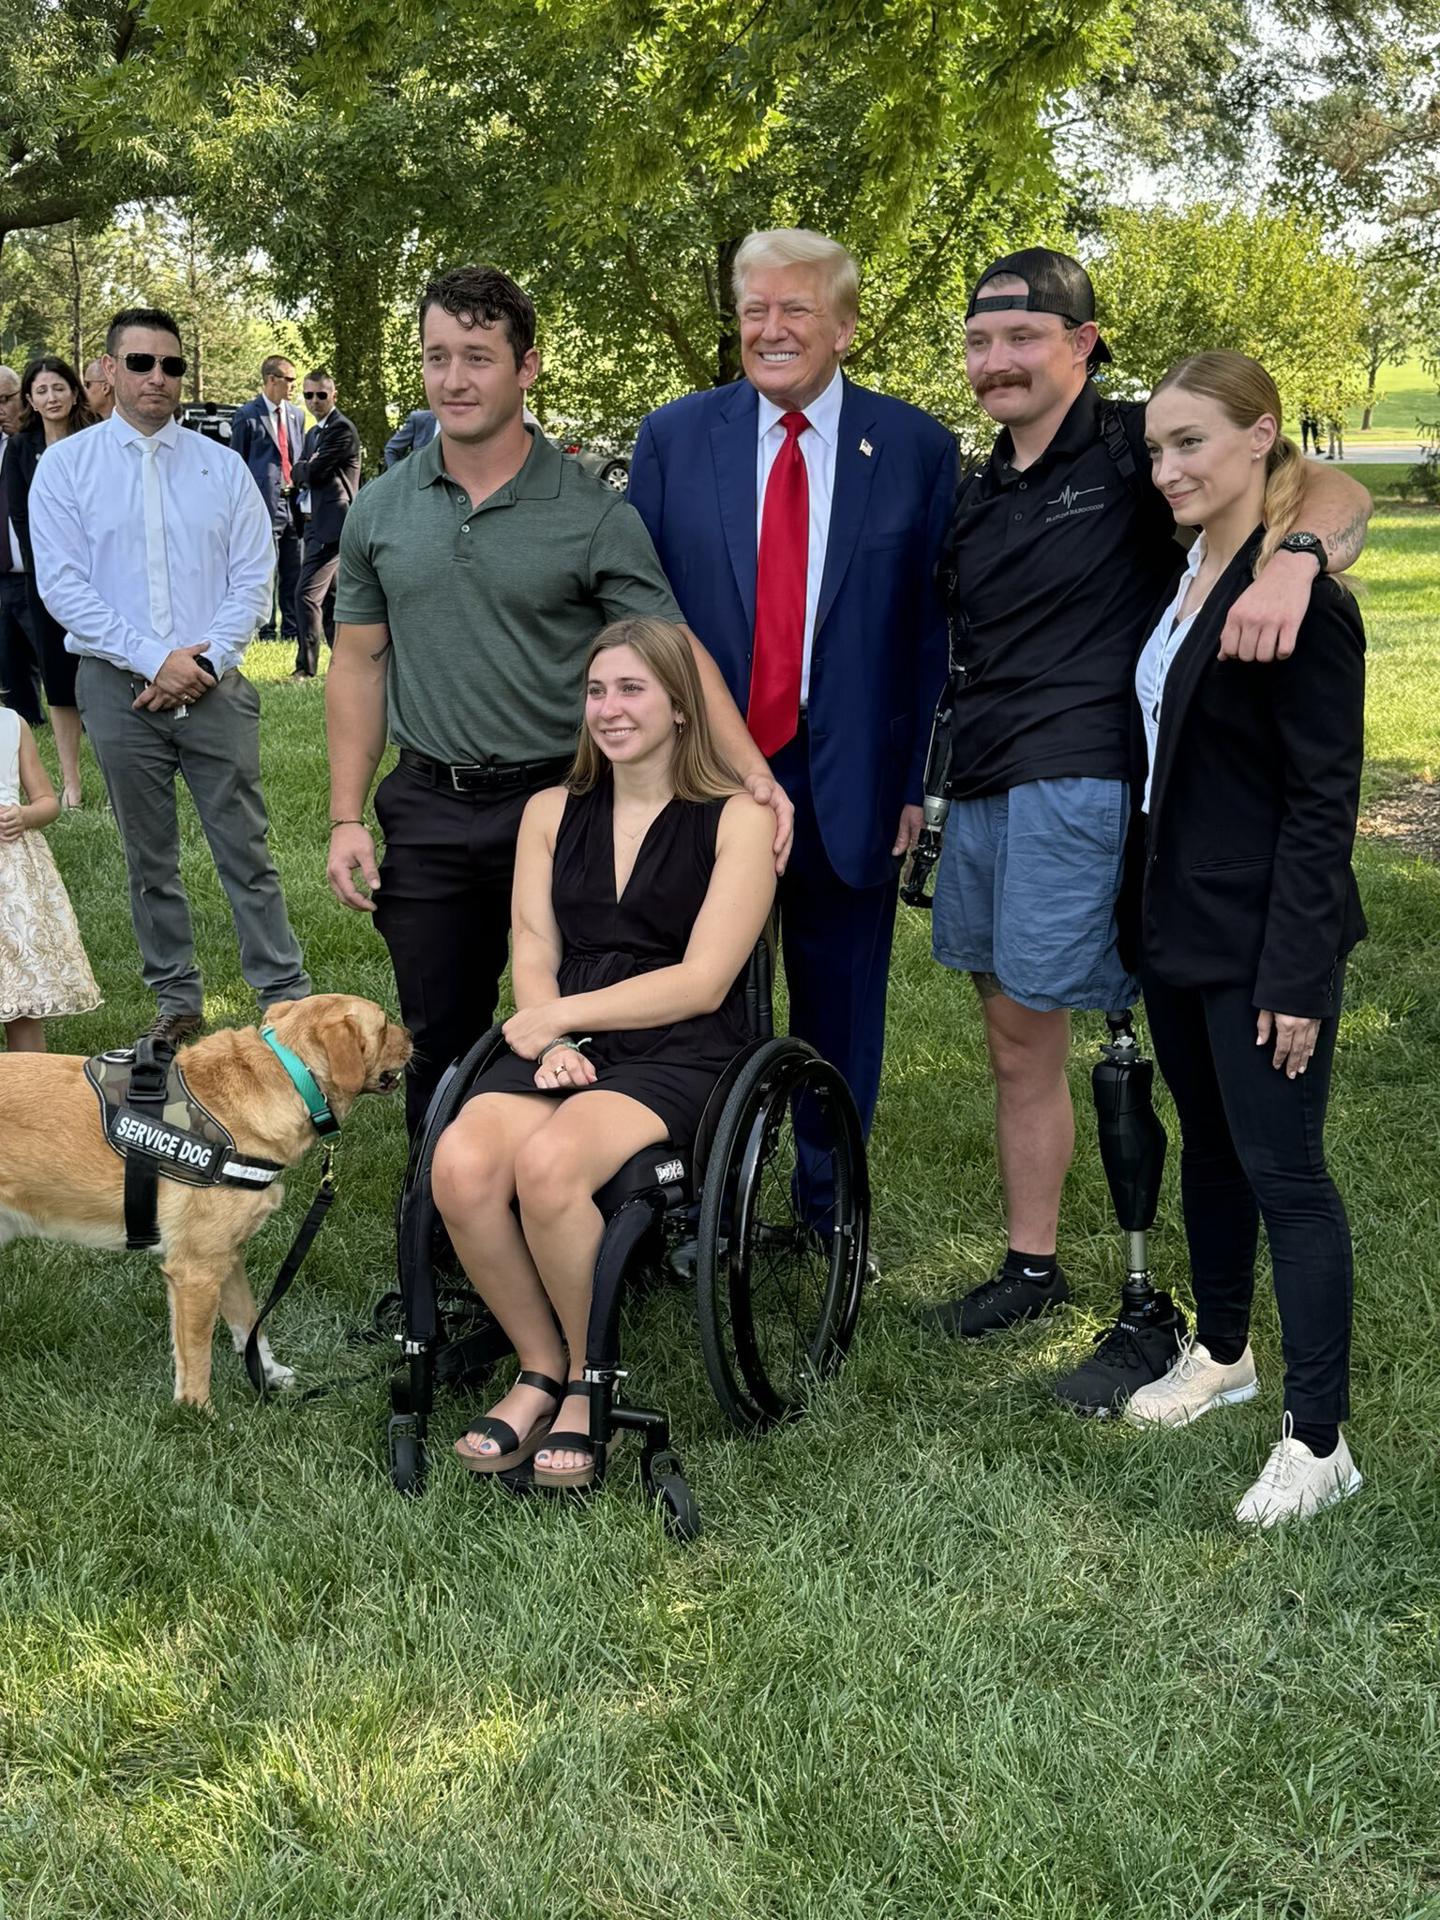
top-left (1255, 434), bottom-right (1307, 576)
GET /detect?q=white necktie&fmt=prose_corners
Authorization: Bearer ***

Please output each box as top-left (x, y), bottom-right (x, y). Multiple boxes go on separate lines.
top-left (140, 437), bottom-right (174, 641)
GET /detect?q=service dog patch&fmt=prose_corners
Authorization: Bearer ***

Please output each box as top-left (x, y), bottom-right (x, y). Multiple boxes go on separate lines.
top-left (84, 1050), bottom-right (281, 1190)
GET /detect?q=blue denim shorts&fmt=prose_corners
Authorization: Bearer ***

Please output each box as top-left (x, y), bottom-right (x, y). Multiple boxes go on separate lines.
top-left (931, 776), bottom-right (1138, 1013)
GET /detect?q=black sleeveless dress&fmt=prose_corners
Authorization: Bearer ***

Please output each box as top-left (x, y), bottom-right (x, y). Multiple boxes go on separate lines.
top-left (471, 783), bottom-right (753, 1145)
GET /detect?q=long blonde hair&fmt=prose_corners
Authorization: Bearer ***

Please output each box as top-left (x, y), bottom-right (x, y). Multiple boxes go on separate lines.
top-left (568, 617), bottom-right (744, 802)
top-left (1151, 351), bottom-right (1307, 576)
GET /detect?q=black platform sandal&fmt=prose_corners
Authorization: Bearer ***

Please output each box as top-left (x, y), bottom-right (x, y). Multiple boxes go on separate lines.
top-left (454, 1370), bottom-right (564, 1474)
top-left (533, 1380), bottom-right (609, 1489)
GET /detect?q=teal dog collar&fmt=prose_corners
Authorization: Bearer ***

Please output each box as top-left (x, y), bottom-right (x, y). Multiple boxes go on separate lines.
top-left (261, 1026), bottom-right (341, 1137)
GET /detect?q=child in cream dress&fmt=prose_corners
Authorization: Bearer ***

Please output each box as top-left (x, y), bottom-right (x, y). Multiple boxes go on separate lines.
top-left (0, 704), bottom-right (101, 1048)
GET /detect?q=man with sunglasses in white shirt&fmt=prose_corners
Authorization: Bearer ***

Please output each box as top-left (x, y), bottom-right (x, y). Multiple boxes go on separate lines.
top-left (28, 305), bottom-right (311, 1046)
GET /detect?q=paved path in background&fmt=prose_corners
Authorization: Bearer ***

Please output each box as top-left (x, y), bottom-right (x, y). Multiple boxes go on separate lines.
top-left (1317, 443), bottom-right (1425, 466)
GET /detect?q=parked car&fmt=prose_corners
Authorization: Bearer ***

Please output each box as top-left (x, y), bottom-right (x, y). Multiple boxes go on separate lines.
top-left (544, 417), bottom-right (632, 492)
top-left (180, 401), bottom-right (238, 445)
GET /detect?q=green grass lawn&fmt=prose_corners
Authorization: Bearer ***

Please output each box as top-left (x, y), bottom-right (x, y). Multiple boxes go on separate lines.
top-left (5, 511), bottom-right (1440, 1919)
top-left (1345, 354), bottom-right (1437, 444)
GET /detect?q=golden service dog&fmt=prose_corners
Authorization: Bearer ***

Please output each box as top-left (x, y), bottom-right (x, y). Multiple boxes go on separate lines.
top-left (0, 994), bottom-right (411, 1405)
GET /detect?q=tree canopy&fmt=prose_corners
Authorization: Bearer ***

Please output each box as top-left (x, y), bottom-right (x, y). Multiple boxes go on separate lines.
top-left (1, 0), bottom-right (1434, 457)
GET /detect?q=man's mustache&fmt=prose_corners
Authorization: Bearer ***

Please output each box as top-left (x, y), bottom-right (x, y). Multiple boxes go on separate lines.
top-left (977, 373), bottom-right (1031, 394)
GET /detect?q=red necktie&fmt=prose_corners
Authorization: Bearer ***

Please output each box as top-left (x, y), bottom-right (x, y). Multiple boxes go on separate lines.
top-left (275, 406), bottom-right (292, 486)
top-left (748, 410), bottom-right (810, 756)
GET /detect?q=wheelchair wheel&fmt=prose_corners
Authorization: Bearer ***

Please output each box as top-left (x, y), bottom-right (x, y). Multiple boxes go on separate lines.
top-left (695, 1036), bottom-right (868, 1430)
top-left (644, 1449), bottom-right (703, 1543)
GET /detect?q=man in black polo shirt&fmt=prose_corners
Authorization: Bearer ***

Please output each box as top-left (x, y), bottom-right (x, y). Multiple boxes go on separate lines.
top-left (920, 249), bottom-right (1372, 1412)
top-left (326, 264), bottom-right (786, 1131)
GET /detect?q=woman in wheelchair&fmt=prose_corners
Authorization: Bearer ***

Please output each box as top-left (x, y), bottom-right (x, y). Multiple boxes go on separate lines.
top-left (431, 617), bottom-right (777, 1486)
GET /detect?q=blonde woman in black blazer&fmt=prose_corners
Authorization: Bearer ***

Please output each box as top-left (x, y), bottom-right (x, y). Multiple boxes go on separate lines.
top-left (1125, 351), bottom-right (1366, 1529)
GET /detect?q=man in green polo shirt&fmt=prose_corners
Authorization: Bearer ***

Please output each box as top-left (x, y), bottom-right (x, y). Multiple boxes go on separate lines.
top-left (327, 263), bottom-right (787, 1129)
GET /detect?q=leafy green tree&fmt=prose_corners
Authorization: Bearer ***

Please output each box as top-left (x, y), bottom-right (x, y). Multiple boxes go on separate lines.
top-left (1354, 245), bottom-right (1428, 429)
top-left (0, 0), bottom-right (188, 254)
top-left (0, 206), bottom-right (300, 400)
top-left (0, 220), bottom-right (127, 367)
top-left (1089, 202), bottom-right (1364, 421)
top-left (169, 0), bottom-right (1135, 457)
top-left (406, 0), bottom-right (1130, 432)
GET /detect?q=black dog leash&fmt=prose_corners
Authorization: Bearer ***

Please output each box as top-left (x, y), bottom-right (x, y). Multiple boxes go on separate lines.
top-left (244, 1145), bottom-right (338, 1396)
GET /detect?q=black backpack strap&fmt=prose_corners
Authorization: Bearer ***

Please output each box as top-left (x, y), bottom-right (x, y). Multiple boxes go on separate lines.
top-left (1099, 401), bottom-right (1139, 484)
top-left (122, 1037), bottom-right (172, 1251)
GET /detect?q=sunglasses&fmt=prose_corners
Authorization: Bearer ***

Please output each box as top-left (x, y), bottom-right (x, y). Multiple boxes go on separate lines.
top-left (302, 390), bottom-right (330, 403)
top-left (123, 352), bottom-right (187, 377)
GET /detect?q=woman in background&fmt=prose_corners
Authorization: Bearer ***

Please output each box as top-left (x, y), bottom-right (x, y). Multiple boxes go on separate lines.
top-left (9, 354), bottom-right (98, 808)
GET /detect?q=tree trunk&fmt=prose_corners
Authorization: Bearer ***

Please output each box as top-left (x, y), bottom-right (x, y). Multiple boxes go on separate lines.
top-left (67, 225), bottom-right (82, 367)
top-left (1361, 404), bottom-right (1374, 430)
top-left (186, 221), bottom-right (203, 401)
top-left (323, 259), bottom-right (390, 473)
top-left (715, 237), bottom-right (742, 385)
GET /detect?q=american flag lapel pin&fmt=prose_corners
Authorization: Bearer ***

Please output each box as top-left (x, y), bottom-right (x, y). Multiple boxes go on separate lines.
top-left (859, 438), bottom-right (873, 457)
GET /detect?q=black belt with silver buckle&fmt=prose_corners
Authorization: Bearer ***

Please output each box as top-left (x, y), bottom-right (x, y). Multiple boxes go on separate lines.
top-left (398, 747), bottom-right (571, 795)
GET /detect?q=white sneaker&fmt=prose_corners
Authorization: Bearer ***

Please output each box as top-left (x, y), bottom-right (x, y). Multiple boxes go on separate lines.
top-left (1124, 1336), bottom-right (1259, 1428)
top-left (1234, 1416), bottom-right (1363, 1528)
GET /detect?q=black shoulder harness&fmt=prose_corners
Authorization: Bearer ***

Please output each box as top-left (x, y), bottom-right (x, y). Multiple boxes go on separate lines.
top-left (85, 1038), bottom-right (284, 1251)
top-left (1098, 400), bottom-right (1139, 482)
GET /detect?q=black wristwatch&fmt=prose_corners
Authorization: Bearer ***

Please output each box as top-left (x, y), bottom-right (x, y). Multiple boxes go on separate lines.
top-left (1277, 530), bottom-right (1326, 572)
top-left (195, 655), bottom-right (218, 680)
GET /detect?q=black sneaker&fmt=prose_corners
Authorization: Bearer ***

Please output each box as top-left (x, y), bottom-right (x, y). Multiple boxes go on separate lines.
top-left (1052, 1293), bottom-right (1189, 1417)
top-left (147, 1009), bottom-right (204, 1050)
top-left (918, 1263), bottom-right (1071, 1339)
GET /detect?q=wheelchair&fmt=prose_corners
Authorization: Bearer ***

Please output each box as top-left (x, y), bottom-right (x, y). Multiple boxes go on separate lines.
top-left (385, 935), bottom-right (871, 1538)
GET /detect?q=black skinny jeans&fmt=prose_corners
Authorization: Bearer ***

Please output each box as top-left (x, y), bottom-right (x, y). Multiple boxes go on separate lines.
top-left (1141, 969), bottom-right (1353, 1425)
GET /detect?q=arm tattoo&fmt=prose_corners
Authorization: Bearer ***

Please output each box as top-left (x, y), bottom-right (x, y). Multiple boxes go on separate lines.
top-left (1323, 507), bottom-right (1370, 570)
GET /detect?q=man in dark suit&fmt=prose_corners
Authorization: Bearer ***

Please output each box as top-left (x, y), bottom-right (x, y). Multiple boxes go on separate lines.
top-left (290, 367), bottom-right (361, 678)
top-left (630, 227), bottom-right (957, 1214)
top-left (382, 407), bottom-right (438, 468)
top-left (230, 354), bottom-right (304, 640)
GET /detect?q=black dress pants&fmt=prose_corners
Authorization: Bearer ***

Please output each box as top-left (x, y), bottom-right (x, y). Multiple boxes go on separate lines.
top-left (0, 573), bottom-right (45, 725)
top-left (263, 525), bottom-right (303, 639)
top-left (768, 720), bottom-right (900, 1224)
top-left (1141, 968), bottom-right (1353, 1424)
top-left (293, 537), bottom-right (340, 676)
top-left (373, 761), bottom-right (561, 1134)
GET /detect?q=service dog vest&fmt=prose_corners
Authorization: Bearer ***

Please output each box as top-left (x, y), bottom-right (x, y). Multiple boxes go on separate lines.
top-left (85, 1045), bottom-right (283, 1248)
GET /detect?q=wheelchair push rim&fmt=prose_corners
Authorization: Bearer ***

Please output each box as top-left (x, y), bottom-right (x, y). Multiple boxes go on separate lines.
top-left (695, 1037), bottom-right (868, 1430)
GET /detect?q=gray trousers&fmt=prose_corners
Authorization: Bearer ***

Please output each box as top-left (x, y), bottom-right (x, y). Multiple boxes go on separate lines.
top-left (76, 657), bottom-right (311, 1014)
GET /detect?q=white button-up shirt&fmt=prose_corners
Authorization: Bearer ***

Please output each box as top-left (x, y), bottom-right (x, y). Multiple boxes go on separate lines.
top-left (27, 411), bottom-right (274, 680)
top-left (755, 367), bottom-right (842, 703)
top-left (1136, 534), bottom-right (1206, 813)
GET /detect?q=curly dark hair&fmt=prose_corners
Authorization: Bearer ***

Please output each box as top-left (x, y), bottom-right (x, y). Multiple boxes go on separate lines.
top-left (418, 265), bottom-right (536, 366)
top-left (19, 354), bottom-right (99, 435)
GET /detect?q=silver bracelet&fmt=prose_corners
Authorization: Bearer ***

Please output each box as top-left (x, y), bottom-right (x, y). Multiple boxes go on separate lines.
top-left (537, 1034), bottom-right (592, 1064)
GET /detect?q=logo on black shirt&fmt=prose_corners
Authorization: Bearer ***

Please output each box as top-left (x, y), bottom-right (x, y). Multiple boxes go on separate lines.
top-left (1045, 483), bottom-right (1106, 524)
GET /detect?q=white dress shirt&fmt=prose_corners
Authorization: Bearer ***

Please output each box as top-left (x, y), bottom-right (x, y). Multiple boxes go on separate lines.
top-left (297, 409), bottom-right (331, 515)
top-left (0, 436), bottom-right (23, 573)
top-left (755, 367), bottom-right (843, 702)
top-left (1135, 534), bottom-right (1206, 813)
top-left (27, 411), bottom-right (275, 681)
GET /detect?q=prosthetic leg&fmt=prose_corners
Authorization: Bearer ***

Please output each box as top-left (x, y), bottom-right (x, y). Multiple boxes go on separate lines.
top-left (899, 670), bottom-right (962, 910)
top-left (1052, 1012), bottom-right (1188, 1415)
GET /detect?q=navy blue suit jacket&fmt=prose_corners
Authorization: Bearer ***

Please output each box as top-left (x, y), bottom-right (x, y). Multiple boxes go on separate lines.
top-left (230, 395), bottom-right (306, 531)
top-left (630, 375), bottom-right (957, 890)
